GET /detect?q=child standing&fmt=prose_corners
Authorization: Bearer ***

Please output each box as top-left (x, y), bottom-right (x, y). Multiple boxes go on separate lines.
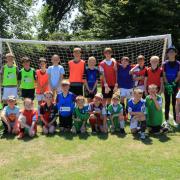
top-left (108, 93), bottom-right (125, 134)
top-left (56, 80), bottom-right (76, 132)
top-left (71, 96), bottom-right (89, 134)
top-left (36, 57), bottom-right (49, 106)
top-left (99, 48), bottom-right (118, 106)
top-left (40, 91), bottom-right (58, 135)
top-left (163, 46), bottom-right (180, 126)
top-left (68, 48), bottom-right (85, 96)
top-left (1, 96), bottom-right (19, 135)
top-left (128, 88), bottom-right (146, 139)
top-left (144, 56), bottom-right (163, 95)
top-left (146, 84), bottom-right (168, 134)
top-left (88, 93), bottom-right (107, 133)
top-left (130, 55), bottom-right (147, 91)
top-left (2, 53), bottom-right (18, 106)
top-left (47, 54), bottom-right (65, 98)
top-left (84, 56), bottom-right (99, 102)
top-left (117, 56), bottom-right (134, 119)
top-left (19, 57), bottom-right (36, 100)
top-left (18, 98), bottom-right (38, 138)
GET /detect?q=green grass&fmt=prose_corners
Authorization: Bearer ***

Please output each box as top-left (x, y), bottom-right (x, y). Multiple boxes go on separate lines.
top-left (1, 96), bottom-right (180, 179)
top-left (1, 121), bottom-right (180, 179)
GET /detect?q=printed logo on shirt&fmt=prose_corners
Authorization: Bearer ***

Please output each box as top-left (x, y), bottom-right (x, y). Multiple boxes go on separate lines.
top-left (60, 107), bottom-right (71, 112)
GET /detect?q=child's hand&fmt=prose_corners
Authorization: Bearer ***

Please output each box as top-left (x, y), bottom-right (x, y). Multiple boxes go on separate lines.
top-left (105, 86), bottom-right (111, 94)
top-left (113, 83), bottom-right (118, 92)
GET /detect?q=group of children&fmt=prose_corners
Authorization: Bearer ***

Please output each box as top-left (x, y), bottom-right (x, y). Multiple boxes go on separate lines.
top-left (0, 46), bottom-right (180, 140)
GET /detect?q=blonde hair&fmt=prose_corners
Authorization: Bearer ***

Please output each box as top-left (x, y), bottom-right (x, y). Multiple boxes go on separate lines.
top-left (148, 84), bottom-right (158, 90)
top-left (133, 88), bottom-right (143, 94)
top-left (76, 95), bottom-right (86, 103)
top-left (88, 56), bottom-right (96, 63)
top-left (150, 56), bottom-right (159, 63)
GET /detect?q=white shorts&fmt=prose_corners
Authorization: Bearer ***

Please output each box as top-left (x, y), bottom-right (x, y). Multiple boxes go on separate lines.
top-left (130, 119), bottom-right (138, 129)
top-left (36, 94), bottom-right (45, 102)
top-left (120, 88), bottom-right (133, 99)
top-left (2, 87), bottom-right (18, 100)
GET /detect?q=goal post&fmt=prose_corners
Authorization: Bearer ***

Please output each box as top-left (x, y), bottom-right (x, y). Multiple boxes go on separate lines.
top-left (0, 34), bottom-right (172, 103)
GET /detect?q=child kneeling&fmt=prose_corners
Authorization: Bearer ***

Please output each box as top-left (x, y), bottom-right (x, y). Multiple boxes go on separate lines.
top-left (18, 98), bottom-right (38, 138)
top-left (108, 93), bottom-right (125, 134)
top-left (128, 88), bottom-right (146, 139)
top-left (40, 91), bottom-right (58, 135)
top-left (88, 93), bottom-right (107, 133)
top-left (71, 96), bottom-right (89, 134)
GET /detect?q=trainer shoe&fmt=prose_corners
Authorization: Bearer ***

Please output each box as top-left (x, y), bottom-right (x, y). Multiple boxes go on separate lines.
top-left (17, 132), bottom-right (24, 139)
top-left (110, 126), bottom-right (115, 133)
top-left (140, 132), bottom-right (146, 140)
top-left (173, 120), bottom-right (178, 127)
top-left (120, 128), bottom-right (126, 134)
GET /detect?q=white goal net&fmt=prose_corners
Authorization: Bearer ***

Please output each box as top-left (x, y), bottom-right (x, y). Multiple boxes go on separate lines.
top-left (0, 34), bottom-right (172, 100)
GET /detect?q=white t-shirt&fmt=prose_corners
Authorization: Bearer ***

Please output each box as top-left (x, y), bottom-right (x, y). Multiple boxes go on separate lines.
top-left (47, 65), bottom-right (65, 88)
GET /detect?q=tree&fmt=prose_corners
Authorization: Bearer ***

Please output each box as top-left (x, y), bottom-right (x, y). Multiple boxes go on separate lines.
top-left (0, 0), bottom-right (35, 39)
top-left (72, 0), bottom-right (180, 49)
top-left (38, 0), bottom-right (77, 39)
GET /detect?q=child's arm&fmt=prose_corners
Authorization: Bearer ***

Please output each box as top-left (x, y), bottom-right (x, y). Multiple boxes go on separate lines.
top-left (84, 80), bottom-right (90, 92)
top-left (1, 110), bottom-right (11, 132)
top-left (144, 77), bottom-right (148, 94)
top-left (18, 113), bottom-right (31, 129)
top-left (129, 64), bottom-right (139, 75)
top-left (159, 77), bottom-right (164, 94)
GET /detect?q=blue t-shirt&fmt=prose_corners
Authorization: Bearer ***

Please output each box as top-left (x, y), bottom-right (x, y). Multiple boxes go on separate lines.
top-left (56, 92), bottom-right (75, 117)
top-left (128, 98), bottom-right (146, 121)
top-left (85, 67), bottom-right (99, 89)
top-left (163, 60), bottom-right (180, 83)
top-left (117, 64), bottom-right (134, 89)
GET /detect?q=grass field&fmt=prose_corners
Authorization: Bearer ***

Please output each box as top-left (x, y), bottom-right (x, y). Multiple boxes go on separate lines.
top-left (0, 99), bottom-right (180, 179)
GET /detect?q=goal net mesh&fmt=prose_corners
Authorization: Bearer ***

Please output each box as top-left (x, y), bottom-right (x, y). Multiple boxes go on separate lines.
top-left (1, 35), bottom-right (170, 78)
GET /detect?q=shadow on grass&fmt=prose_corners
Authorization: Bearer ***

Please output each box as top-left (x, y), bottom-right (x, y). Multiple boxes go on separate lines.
top-left (78, 132), bottom-right (90, 140)
top-left (20, 134), bottom-right (39, 142)
top-left (0, 133), bottom-right (16, 140)
top-left (97, 132), bottom-right (108, 140)
top-left (58, 131), bottom-right (74, 140)
top-left (111, 131), bottom-right (127, 138)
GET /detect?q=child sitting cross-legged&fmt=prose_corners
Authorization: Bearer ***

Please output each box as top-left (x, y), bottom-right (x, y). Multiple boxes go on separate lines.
top-left (108, 93), bottom-right (125, 134)
top-left (71, 96), bottom-right (89, 134)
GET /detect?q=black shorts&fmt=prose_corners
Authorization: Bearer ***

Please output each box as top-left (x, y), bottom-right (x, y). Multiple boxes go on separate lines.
top-left (102, 86), bottom-right (114, 99)
top-left (59, 115), bottom-right (72, 129)
top-left (84, 88), bottom-right (97, 99)
top-left (69, 84), bottom-right (83, 96)
top-left (21, 89), bottom-right (35, 100)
